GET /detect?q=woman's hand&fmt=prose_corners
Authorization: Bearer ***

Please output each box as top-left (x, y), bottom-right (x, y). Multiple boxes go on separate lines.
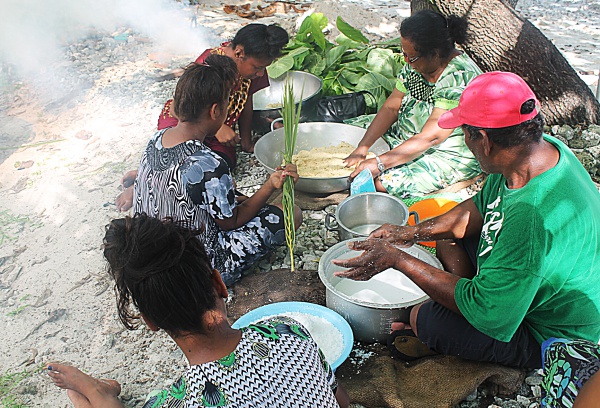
top-left (214, 124), bottom-right (240, 147)
top-left (268, 163), bottom-right (299, 189)
top-left (344, 146), bottom-right (369, 168)
top-left (350, 157), bottom-right (380, 179)
top-left (121, 170), bottom-right (138, 189)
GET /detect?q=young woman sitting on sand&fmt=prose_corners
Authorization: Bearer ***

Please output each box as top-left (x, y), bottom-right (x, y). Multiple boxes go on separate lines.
top-left (47, 214), bottom-right (349, 407)
top-left (125, 55), bottom-right (302, 287)
top-left (116, 23), bottom-right (289, 212)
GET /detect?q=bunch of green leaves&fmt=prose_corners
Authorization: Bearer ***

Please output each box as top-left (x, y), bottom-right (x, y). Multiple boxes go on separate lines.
top-left (280, 81), bottom-right (302, 271)
top-left (268, 14), bottom-right (405, 111)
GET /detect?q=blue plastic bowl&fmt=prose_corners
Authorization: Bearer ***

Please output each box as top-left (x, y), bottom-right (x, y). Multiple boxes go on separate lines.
top-left (232, 301), bottom-right (353, 371)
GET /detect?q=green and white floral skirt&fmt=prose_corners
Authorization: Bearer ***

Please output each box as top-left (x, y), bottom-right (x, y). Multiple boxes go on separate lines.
top-left (541, 338), bottom-right (600, 407)
top-left (346, 114), bottom-right (481, 199)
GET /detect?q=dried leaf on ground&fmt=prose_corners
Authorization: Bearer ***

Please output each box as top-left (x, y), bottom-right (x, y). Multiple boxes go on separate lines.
top-left (14, 160), bottom-right (34, 170)
top-left (237, 10), bottom-right (255, 18)
top-left (225, 2), bottom-right (308, 19)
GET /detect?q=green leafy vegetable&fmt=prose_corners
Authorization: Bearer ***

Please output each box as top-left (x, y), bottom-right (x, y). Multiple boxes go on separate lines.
top-left (268, 14), bottom-right (405, 112)
top-left (336, 16), bottom-right (369, 44)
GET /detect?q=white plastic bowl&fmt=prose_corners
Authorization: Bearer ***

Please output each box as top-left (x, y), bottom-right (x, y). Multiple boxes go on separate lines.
top-left (233, 301), bottom-right (353, 370)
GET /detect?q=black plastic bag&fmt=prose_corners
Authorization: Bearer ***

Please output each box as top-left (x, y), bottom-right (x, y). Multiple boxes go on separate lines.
top-left (316, 91), bottom-right (370, 122)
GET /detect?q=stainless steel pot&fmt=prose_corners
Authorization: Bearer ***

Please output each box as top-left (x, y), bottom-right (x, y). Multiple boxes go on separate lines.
top-left (318, 238), bottom-right (443, 343)
top-left (254, 122), bottom-right (389, 194)
top-left (325, 192), bottom-right (414, 240)
top-left (252, 71), bottom-right (323, 135)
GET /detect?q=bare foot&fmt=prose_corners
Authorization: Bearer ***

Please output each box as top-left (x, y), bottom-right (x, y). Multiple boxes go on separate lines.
top-left (241, 140), bottom-right (255, 153)
top-left (391, 322), bottom-right (412, 333)
top-left (66, 389), bottom-right (93, 408)
top-left (47, 363), bottom-right (122, 407)
top-left (116, 186), bottom-right (133, 212)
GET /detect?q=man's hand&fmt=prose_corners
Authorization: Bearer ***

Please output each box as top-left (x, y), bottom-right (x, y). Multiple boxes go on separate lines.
top-left (369, 223), bottom-right (417, 247)
top-left (332, 239), bottom-right (407, 281)
top-left (334, 236), bottom-right (463, 314)
top-left (214, 124), bottom-right (240, 147)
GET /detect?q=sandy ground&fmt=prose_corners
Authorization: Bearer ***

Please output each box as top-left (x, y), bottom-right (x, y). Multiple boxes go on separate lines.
top-left (0, 0), bottom-right (599, 407)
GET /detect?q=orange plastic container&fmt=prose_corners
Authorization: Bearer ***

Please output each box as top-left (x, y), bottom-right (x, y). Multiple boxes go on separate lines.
top-left (407, 198), bottom-right (459, 247)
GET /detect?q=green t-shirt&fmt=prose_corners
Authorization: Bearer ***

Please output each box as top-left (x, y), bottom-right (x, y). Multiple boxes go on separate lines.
top-left (455, 135), bottom-right (600, 344)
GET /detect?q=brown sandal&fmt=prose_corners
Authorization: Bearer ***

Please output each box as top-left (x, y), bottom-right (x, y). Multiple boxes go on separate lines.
top-left (387, 329), bottom-right (438, 362)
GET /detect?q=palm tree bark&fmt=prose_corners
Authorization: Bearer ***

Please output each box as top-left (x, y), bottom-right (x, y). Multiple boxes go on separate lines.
top-left (410, 0), bottom-right (600, 126)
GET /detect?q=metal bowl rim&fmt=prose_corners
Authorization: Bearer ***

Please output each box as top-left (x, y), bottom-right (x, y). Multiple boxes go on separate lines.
top-left (335, 192), bottom-right (409, 217)
top-left (231, 301), bottom-right (353, 370)
top-left (253, 71), bottom-right (323, 111)
top-left (254, 122), bottom-right (388, 181)
top-left (334, 192), bottom-right (410, 236)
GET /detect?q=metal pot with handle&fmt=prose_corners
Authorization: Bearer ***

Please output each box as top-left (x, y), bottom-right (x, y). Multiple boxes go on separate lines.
top-left (325, 192), bottom-right (417, 241)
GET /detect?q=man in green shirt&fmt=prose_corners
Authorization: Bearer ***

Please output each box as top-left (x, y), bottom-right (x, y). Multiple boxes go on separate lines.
top-left (333, 72), bottom-right (600, 368)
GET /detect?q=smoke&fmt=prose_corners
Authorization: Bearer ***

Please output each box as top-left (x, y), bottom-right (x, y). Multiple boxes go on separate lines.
top-left (0, 0), bottom-right (213, 102)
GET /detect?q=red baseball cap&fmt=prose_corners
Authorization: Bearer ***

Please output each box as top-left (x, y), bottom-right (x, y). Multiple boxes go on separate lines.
top-left (438, 71), bottom-right (540, 129)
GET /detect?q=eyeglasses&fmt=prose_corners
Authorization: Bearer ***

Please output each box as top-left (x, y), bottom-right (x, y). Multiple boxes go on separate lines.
top-left (402, 51), bottom-right (421, 64)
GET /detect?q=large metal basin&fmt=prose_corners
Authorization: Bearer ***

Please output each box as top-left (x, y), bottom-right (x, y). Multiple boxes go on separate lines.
top-left (254, 122), bottom-right (389, 194)
top-left (252, 71), bottom-right (323, 135)
top-left (319, 238), bottom-right (443, 343)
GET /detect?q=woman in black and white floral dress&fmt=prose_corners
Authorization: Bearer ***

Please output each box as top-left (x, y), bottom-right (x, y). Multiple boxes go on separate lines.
top-left (132, 55), bottom-right (302, 286)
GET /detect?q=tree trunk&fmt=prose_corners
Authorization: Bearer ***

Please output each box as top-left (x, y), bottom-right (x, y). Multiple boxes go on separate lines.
top-left (410, 0), bottom-right (436, 14)
top-left (410, 0), bottom-right (600, 126)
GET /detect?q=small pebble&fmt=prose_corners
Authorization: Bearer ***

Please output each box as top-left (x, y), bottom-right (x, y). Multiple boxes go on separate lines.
top-left (525, 375), bottom-right (543, 386)
top-left (516, 395), bottom-right (531, 406)
top-left (464, 389), bottom-right (478, 401)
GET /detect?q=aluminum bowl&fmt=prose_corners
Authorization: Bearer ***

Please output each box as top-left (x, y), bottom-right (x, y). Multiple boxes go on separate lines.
top-left (319, 238), bottom-right (443, 343)
top-left (254, 122), bottom-right (389, 194)
top-left (252, 71), bottom-right (323, 135)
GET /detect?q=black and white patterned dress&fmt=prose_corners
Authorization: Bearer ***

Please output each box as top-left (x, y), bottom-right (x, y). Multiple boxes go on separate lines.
top-left (133, 129), bottom-right (286, 286)
top-left (142, 317), bottom-right (340, 408)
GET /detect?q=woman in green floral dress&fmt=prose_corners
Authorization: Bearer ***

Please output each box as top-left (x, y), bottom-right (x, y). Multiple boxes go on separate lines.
top-left (345, 10), bottom-right (482, 198)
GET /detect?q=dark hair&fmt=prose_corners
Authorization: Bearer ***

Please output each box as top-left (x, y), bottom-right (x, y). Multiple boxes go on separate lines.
top-left (231, 23), bottom-right (289, 60)
top-left (103, 214), bottom-right (217, 336)
top-left (463, 100), bottom-right (544, 147)
top-left (400, 10), bottom-right (468, 59)
top-left (171, 54), bottom-right (238, 123)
